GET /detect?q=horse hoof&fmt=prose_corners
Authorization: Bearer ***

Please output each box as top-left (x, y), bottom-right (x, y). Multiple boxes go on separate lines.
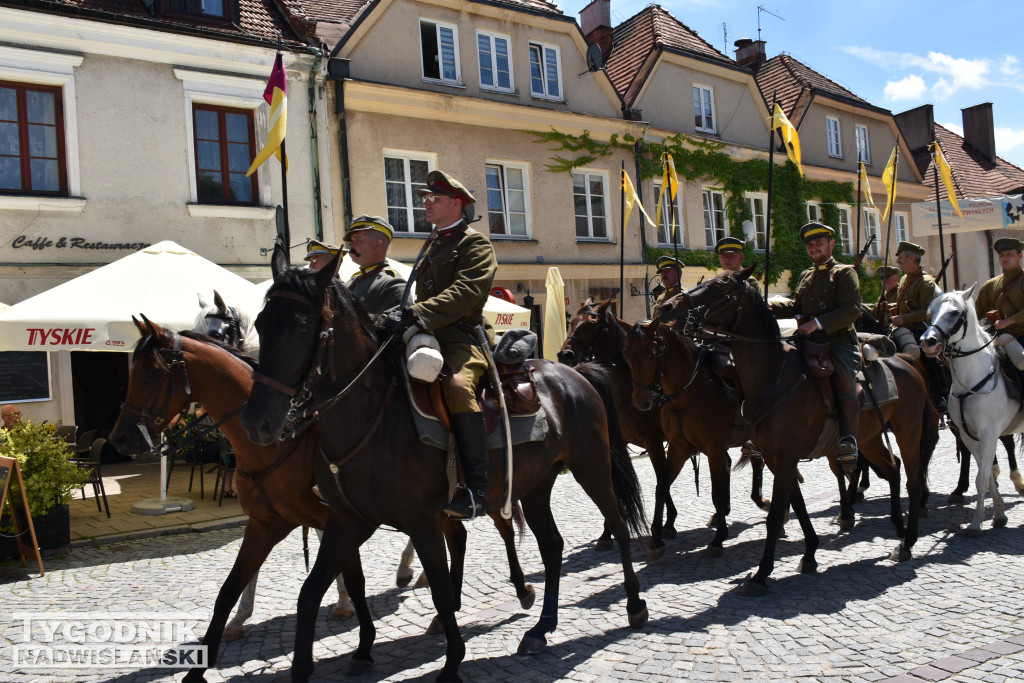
top-left (853, 492), bottom-right (865, 504)
top-left (963, 526), bottom-right (983, 538)
top-left (329, 605), bottom-right (355, 621)
top-left (517, 635), bottom-right (547, 655)
top-left (182, 669), bottom-right (207, 682)
top-left (837, 515), bottom-right (855, 531)
top-left (703, 545), bottom-right (724, 559)
top-left (994, 515), bottom-right (1009, 528)
top-left (662, 527), bottom-right (677, 539)
top-left (396, 571), bottom-right (414, 588)
top-left (434, 669), bottom-right (463, 683)
top-left (221, 625), bottom-right (245, 641)
top-left (345, 656), bottom-right (374, 676)
top-left (756, 498), bottom-right (771, 510)
top-left (628, 602), bottom-right (648, 629)
top-left (647, 542), bottom-right (666, 561)
top-left (740, 580), bottom-right (768, 597)
top-left (797, 558), bottom-right (818, 574)
top-left (948, 492), bottom-right (966, 505)
top-left (918, 507), bottom-right (929, 519)
top-left (414, 572), bottom-right (430, 588)
top-left (889, 546), bottom-right (912, 562)
top-left (426, 616), bottom-right (444, 636)
top-left (594, 538), bottom-right (614, 551)
top-left (519, 585), bottom-right (536, 610)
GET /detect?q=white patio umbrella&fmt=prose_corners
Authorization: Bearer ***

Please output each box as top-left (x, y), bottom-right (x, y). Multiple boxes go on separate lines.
top-left (483, 295), bottom-right (531, 332)
top-left (542, 267), bottom-right (566, 361)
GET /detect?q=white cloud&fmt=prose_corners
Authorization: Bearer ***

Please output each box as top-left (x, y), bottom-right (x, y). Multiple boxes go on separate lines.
top-left (1000, 55), bottom-right (1020, 77)
top-left (884, 74), bottom-right (926, 101)
top-left (996, 127), bottom-right (1024, 155)
top-left (942, 122), bottom-right (964, 137)
top-left (843, 46), bottom-right (991, 99)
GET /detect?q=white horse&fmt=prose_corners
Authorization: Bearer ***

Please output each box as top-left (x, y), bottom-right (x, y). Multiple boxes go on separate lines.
top-left (921, 285), bottom-right (1024, 536)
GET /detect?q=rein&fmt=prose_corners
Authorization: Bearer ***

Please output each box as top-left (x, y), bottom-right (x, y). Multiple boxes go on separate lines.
top-left (564, 308), bottom-right (607, 364)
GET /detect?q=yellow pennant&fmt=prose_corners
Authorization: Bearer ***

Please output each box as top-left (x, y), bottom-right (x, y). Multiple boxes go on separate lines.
top-left (859, 162), bottom-right (878, 215)
top-left (771, 103), bottom-right (803, 176)
top-left (621, 169), bottom-right (656, 235)
top-left (881, 146), bottom-right (898, 221)
top-left (932, 142), bottom-right (963, 218)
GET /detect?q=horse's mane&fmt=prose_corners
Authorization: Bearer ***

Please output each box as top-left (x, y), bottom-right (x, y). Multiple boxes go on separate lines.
top-left (267, 266), bottom-right (379, 342)
top-left (737, 276), bottom-right (782, 340)
top-left (180, 330), bottom-right (259, 369)
top-left (131, 329), bottom-right (259, 371)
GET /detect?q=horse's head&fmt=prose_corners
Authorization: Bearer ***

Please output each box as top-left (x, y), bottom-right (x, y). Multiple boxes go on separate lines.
top-left (662, 265), bottom-right (758, 332)
top-left (194, 289), bottom-right (259, 355)
top-left (559, 297), bottom-right (611, 366)
top-left (109, 315), bottom-right (193, 455)
top-left (619, 319), bottom-right (661, 411)
top-left (921, 283), bottom-right (979, 357)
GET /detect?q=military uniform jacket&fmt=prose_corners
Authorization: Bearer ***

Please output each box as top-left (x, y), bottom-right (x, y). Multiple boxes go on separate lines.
top-left (975, 267), bottom-right (1024, 337)
top-left (874, 286), bottom-right (897, 324)
top-left (412, 221), bottom-right (498, 345)
top-left (772, 259), bottom-right (861, 346)
top-left (345, 263), bottom-right (406, 315)
top-left (895, 271), bottom-right (939, 332)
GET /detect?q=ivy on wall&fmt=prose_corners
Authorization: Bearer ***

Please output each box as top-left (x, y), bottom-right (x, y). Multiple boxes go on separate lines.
top-left (525, 127), bottom-right (879, 300)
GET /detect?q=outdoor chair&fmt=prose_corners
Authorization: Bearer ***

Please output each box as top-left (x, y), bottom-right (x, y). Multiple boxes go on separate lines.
top-left (56, 425), bottom-right (78, 449)
top-left (78, 437), bottom-right (110, 518)
top-left (213, 434), bottom-right (237, 507)
top-left (75, 429), bottom-right (98, 459)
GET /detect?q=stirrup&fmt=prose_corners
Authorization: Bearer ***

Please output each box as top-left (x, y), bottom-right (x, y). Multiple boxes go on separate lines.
top-left (443, 485), bottom-right (486, 521)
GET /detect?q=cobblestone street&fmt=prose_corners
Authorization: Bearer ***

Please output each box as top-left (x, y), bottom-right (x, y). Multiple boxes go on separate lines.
top-left (3, 426), bottom-right (1024, 682)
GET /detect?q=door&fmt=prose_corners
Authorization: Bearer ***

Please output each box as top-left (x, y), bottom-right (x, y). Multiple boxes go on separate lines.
top-left (70, 352), bottom-right (130, 463)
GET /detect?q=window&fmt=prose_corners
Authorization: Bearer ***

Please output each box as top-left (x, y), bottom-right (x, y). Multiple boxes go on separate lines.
top-left (807, 202), bottom-right (821, 223)
top-left (486, 162), bottom-right (529, 237)
top-left (420, 20), bottom-right (460, 84)
top-left (384, 152), bottom-right (434, 234)
top-left (572, 170), bottom-right (608, 240)
top-left (895, 212), bottom-right (909, 244)
top-left (654, 181), bottom-right (684, 246)
top-left (0, 81), bottom-right (66, 195)
top-left (745, 193), bottom-right (768, 251)
top-left (529, 42), bottom-right (561, 100)
top-left (856, 124), bottom-right (871, 164)
top-left (838, 205), bottom-right (852, 255)
top-left (693, 85), bottom-right (716, 133)
top-left (477, 32), bottom-right (513, 92)
top-left (862, 208), bottom-right (881, 256)
top-left (192, 104), bottom-right (257, 205)
top-left (166, 0), bottom-right (226, 19)
top-left (702, 188), bottom-right (727, 247)
top-left (826, 116), bottom-right (842, 158)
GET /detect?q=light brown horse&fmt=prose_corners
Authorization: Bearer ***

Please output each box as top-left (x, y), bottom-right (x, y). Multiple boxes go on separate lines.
top-left (661, 266), bottom-right (938, 595)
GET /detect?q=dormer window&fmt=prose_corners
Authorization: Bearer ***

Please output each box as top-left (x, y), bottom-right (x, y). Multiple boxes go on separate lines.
top-left (161, 0), bottom-right (233, 24)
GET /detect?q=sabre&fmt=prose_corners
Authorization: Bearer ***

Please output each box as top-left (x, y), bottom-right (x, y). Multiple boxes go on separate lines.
top-left (474, 324), bottom-right (513, 520)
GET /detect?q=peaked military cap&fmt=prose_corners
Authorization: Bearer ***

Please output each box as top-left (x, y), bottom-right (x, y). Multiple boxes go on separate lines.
top-left (304, 239), bottom-right (341, 260)
top-left (876, 265), bottom-right (900, 279)
top-left (656, 255), bottom-right (684, 272)
top-left (715, 236), bottom-right (745, 254)
top-left (896, 241), bottom-right (925, 257)
top-left (345, 215), bottom-right (394, 241)
top-left (798, 222), bottom-right (835, 242)
top-left (994, 237), bottom-right (1024, 253)
top-left (416, 170), bottom-right (475, 205)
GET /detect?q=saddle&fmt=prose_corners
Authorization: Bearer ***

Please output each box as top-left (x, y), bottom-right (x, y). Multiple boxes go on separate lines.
top-left (801, 340), bottom-right (835, 378)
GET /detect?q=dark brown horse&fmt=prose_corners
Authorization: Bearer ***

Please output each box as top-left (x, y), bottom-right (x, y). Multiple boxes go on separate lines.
top-left (108, 320), bottom-right (535, 682)
top-left (239, 246), bottom-right (648, 682)
top-left (661, 266), bottom-right (938, 595)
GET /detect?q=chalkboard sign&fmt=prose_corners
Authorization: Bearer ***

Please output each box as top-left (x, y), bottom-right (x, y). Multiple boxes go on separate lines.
top-left (0, 352), bottom-right (50, 402)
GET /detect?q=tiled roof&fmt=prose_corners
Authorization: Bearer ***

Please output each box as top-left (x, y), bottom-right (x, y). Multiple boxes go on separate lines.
top-left (12, 0), bottom-right (309, 46)
top-left (755, 53), bottom-right (870, 118)
top-left (914, 124), bottom-right (1024, 201)
top-left (605, 4), bottom-right (732, 106)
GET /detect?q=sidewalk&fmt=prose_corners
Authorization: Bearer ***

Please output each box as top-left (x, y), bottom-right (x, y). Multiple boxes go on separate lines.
top-left (68, 460), bottom-right (247, 547)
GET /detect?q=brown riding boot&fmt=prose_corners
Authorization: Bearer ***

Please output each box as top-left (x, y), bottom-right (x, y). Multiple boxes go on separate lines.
top-left (443, 412), bottom-right (490, 520)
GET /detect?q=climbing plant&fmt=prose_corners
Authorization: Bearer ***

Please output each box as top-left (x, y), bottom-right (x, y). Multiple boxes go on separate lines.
top-left (525, 127), bottom-right (880, 293)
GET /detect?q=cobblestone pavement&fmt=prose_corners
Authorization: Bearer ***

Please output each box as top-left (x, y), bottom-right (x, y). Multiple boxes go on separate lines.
top-left (3, 426), bottom-right (1024, 682)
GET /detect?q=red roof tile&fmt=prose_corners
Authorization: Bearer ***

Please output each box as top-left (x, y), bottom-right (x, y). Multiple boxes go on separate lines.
top-left (755, 53), bottom-right (870, 118)
top-left (914, 124), bottom-right (1024, 201)
top-left (605, 4), bottom-right (732, 107)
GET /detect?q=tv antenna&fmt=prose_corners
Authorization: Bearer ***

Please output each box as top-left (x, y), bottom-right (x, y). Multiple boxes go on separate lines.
top-left (722, 22), bottom-right (728, 53)
top-left (757, 5), bottom-right (784, 42)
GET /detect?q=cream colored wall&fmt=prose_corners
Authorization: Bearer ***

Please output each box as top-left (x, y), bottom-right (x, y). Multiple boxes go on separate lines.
top-left (637, 63), bottom-right (766, 148)
top-left (799, 103), bottom-right (916, 181)
top-left (340, 1), bottom-right (620, 119)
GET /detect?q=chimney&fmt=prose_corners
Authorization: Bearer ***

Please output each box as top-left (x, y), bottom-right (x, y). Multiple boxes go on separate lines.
top-left (962, 103), bottom-right (996, 163)
top-left (580, 0), bottom-right (613, 58)
top-left (734, 38), bottom-right (766, 70)
top-left (893, 104), bottom-right (934, 152)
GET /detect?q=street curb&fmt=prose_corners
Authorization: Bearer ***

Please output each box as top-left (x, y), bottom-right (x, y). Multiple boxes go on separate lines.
top-left (70, 515), bottom-right (248, 550)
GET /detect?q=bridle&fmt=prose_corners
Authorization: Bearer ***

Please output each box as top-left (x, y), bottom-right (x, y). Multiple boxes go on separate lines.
top-left (925, 301), bottom-right (994, 359)
top-left (629, 323), bottom-right (705, 407)
top-left (563, 305), bottom-right (607, 363)
top-left (201, 308), bottom-right (243, 348)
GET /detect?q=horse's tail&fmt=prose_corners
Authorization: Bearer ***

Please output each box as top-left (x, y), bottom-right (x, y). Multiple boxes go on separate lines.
top-left (510, 500), bottom-right (526, 543)
top-left (576, 362), bottom-right (648, 539)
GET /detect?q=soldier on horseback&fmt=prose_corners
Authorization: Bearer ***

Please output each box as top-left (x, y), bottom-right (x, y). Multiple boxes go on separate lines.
top-left (654, 255), bottom-right (684, 307)
top-left (890, 241), bottom-right (946, 411)
top-left (975, 236), bottom-right (1024, 384)
top-left (385, 170), bottom-right (497, 520)
top-left (770, 222), bottom-right (862, 471)
top-left (874, 265), bottom-right (899, 326)
top-left (343, 215), bottom-right (406, 315)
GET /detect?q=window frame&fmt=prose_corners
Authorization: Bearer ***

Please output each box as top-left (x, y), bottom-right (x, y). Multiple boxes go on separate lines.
top-left (745, 192), bottom-right (768, 252)
top-left (894, 212), bottom-right (909, 245)
top-left (838, 204), bottom-right (852, 255)
top-left (862, 207), bottom-right (881, 257)
top-left (0, 80), bottom-right (68, 197)
top-left (826, 115), bottom-right (843, 158)
top-left (693, 84), bottom-right (717, 133)
top-left (855, 123), bottom-right (871, 164)
top-left (485, 160), bottom-right (531, 239)
top-left (653, 180), bottom-right (685, 247)
top-left (420, 18), bottom-right (462, 86)
top-left (528, 41), bottom-right (562, 101)
top-left (572, 168), bottom-right (611, 242)
top-left (806, 201), bottom-right (822, 223)
top-left (160, 0), bottom-right (234, 25)
top-left (702, 187), bottom-right (728, 248)
top-left (476, 30), bottom-right (514, 94)
top-left (383, 150), bottom-right (436, 236)
top-left (190, 102), bottom-right (259, 206)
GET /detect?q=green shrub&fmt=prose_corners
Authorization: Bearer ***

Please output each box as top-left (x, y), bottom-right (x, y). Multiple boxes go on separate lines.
top-left (0, 420), bottom-right (89, 518)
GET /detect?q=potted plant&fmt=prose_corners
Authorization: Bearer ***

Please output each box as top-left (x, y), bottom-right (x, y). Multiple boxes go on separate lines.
top-left (0, 420), bottom-right (89, 556)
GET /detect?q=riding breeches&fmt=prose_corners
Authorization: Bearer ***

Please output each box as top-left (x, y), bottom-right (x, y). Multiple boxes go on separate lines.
top-left (831, 343), bottom-right (863, 402)
top-left (440, 340), bottom-right (489, 414)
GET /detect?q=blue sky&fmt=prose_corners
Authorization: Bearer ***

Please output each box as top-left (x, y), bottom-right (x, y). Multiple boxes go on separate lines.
top-left (556, 0), bottom-right (1024, 170)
